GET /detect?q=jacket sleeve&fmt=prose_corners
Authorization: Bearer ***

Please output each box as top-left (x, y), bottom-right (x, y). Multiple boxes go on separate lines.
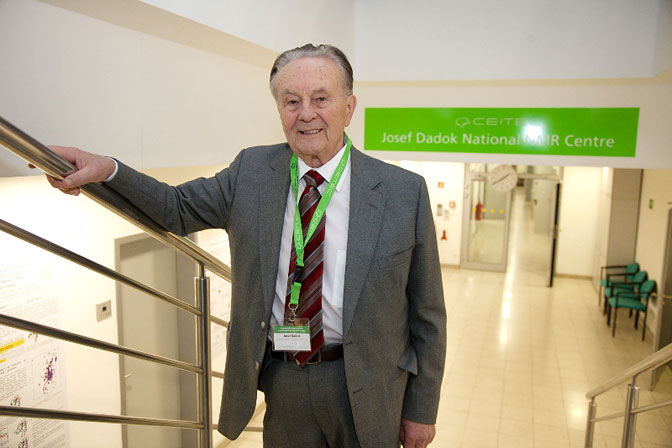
top-left (401, 178), bottom-right (447, 424)
top-left (105, 152), bottom-right (244, 236)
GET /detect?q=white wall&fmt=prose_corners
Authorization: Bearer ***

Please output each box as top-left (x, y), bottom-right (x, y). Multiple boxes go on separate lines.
top-left (635, 169), bottom-right (672, 331)
top-left (139, 0), bottom-right (355, 58)
top-left (0, 0), bottom-right (284, 177)
top-left (556, 167), bottom-right (603, 276)
top-left (354, 0), bottom-right (660, 81)
top-left (137, 0), bottom-right (668, 81)
top-left (593, 168), bottom-right (613, 288)
top-left (395, 161), bottom-right (464, 266)
top-left (654, 0), bottom-right (672, 75)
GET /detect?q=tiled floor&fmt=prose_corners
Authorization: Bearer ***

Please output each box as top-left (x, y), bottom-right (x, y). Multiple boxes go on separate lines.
top-left (223, 191), bottom-right (672, 447)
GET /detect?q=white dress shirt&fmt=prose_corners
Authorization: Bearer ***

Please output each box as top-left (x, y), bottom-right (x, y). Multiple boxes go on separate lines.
top-left (270, 143), bottom-right (351, 345)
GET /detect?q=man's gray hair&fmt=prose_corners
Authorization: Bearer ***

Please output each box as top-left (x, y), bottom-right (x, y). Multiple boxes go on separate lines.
top-left (270, 44), bottom-right (354, 96)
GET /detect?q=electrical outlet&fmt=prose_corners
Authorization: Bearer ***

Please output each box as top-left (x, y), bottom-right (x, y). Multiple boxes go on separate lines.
top-left (96, 300), bottom-right (112, 322)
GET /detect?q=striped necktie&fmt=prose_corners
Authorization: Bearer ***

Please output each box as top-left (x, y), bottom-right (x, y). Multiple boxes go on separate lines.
top-left (285, 170), bottom-right (325, 367)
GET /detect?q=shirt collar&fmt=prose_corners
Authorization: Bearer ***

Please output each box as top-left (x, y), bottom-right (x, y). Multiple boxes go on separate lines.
top-left (296, 142), bottom-right (350, 192)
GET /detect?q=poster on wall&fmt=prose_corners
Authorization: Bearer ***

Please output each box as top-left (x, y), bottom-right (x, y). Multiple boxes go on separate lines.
top-left (196, 229), bottom-right (232, 370)
top-left (0, 237), bottom-right (69, 448)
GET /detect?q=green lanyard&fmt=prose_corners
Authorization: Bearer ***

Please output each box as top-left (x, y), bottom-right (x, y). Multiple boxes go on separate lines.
top-left (288, 135), bottom-right (351, 319)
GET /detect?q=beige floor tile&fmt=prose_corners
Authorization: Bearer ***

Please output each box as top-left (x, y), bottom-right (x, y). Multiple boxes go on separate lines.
top-left (636, 426), bottom-right (672, 444)
top-left (500, 417), bottom-right (534, 438)
top-left (534, 423), bottom-right (570, 445)
top-left (534, 409), bottom-right (568, 428)
top-left (640, 442), bottom-right (672, 448)
top-left (431, 424), bottom-right (464, 447)
top-left (466, 411), bottom-right (499, 432)
top-left (436, 409), bottom-right (468, 428)
top-left (568, 428), bottom-right (591, 447)
top-left (442, 397), bottom-right (472, 413)
top-left (502, 404), bottom-right (534, 422)
top-left (499, 433), bottom-right (534, 447)
top-left (460, 428), bottom-right (498, 448)
top-left (470, 388), bottom-right (503, 406)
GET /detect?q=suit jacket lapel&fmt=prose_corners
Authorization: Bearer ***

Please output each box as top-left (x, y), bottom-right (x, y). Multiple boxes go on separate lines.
top-left (342, 148), bottom-right (384, 337)
top-left (258, 144), bottom-right (292, 314)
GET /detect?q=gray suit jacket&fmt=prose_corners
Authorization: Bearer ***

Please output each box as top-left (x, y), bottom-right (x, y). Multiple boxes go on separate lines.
top-left (108, 143), bottom-right (446, 447)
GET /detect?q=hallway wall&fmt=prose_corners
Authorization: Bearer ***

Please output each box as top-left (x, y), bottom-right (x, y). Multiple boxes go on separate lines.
top-left (636, 169), bottom-right (672, 332)
top-left (556, 167), bottom-right (603, 277)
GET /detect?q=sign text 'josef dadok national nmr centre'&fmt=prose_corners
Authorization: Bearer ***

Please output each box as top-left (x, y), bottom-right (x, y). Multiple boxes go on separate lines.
top-left (364, 108), bottom-right (639, 157)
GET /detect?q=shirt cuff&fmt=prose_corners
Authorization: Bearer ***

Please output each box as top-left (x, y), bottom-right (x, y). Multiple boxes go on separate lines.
top-left (104, 157), bottom-right (119, 182)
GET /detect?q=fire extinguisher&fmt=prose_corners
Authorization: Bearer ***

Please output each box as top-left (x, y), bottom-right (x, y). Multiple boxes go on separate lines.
top-left (475, 201), bottom-right (483, 221)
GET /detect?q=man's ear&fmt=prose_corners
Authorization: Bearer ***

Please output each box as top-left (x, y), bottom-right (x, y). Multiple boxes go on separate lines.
top-left (344, 95), bottom-right (357, 127)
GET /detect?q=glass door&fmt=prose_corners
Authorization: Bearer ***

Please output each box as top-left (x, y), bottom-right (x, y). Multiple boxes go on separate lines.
top-left (460, 170), bottom-right (512, 271)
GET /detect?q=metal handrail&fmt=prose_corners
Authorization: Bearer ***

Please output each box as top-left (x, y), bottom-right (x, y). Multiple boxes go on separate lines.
top-left (0, 115), bottom-right (231, 282)
top-left (0, 115), bottom-right (234, 447)
top-left (0, 406), bottom-right (203, 430)
top-left (585, 308), bottom-right (672, 448)
top-left (0, 313), bottom-right (203, 374)
top-left (0, 217), bottom-right (201, 316)
top-left (586, 340), bottom-right (672, 399)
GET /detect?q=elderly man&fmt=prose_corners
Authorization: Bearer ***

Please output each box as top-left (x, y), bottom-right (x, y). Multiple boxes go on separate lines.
top-left (47, 44), bottom-right (446, 448)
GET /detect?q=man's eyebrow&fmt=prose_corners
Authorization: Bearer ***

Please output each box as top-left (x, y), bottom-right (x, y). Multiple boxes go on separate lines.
top-left (280, 87), bottom-right (330, 96)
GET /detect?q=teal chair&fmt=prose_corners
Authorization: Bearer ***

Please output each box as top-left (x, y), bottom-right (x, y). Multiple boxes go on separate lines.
top-left (599, 262), bottom-right (639, 309)
top-left (603, 270), bottom-right (647, 315)
top-left (607, 279), bottom-right (656, 340)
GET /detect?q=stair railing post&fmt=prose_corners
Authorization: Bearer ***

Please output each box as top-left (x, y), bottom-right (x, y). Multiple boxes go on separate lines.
top-left (621, 376), bottom-right (639, 448)
top-left (196, 263), bottom-right (212, 448)
top-left (584, 398), bottom-right (597, 447)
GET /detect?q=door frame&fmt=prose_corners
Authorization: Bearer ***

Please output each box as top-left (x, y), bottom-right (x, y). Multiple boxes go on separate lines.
top-left (460, 168), bottom-right (513, 272)
top-left (460, 164), bottom-right (563, 275)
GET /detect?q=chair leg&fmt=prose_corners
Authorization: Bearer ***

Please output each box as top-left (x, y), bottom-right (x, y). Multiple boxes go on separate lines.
top-left (634, 311), bottom-right (639, 330)
top-left (607, 305), bottom-right (611, 326)
top-left (642, 311), bottom-right (648, 341)
top-left (612, 308), bottom-right (617, 338)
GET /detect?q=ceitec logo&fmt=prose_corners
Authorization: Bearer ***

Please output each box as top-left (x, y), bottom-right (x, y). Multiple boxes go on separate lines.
top-left (455, 117), bottom-right (470, 128)
top-left (455, 116), bottom-right (528, 127)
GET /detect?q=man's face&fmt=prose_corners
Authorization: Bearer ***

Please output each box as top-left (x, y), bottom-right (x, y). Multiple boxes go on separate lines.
top-left (273, 57), bottom-right (357, 167)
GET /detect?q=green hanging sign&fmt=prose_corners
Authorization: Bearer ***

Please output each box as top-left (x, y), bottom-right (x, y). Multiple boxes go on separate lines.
top-left (364, 107), bottom-right (639, 157)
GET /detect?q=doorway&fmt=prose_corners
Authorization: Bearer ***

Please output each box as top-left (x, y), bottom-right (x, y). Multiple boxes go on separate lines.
top-left (460, 164), bottom-right (561, 285)
top-left (460, 168), bottom-right (512, 271)
top-left (115, 234), bottom-right (198, 447)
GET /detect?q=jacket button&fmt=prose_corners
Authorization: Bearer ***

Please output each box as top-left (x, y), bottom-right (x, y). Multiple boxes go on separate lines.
top-left (255, 361), bottom-right (260, 371)
top-left (261, 321), bottom-right (266, 330)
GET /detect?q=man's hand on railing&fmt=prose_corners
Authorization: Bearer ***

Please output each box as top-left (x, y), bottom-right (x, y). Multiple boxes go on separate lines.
top-left (31, 146), bottom-right (116, 196)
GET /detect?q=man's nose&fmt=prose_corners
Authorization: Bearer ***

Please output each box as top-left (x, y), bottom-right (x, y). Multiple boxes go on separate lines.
top-left (298, 103), bottom-right (317, 121)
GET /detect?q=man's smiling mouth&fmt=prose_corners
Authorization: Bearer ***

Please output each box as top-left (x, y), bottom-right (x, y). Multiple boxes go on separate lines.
top-left (299, 129), bottom-right (322, 135)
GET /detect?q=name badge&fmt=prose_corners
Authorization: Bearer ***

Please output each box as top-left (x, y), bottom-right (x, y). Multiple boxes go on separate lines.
top-left (272, 318), bottom-right (311, 351)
